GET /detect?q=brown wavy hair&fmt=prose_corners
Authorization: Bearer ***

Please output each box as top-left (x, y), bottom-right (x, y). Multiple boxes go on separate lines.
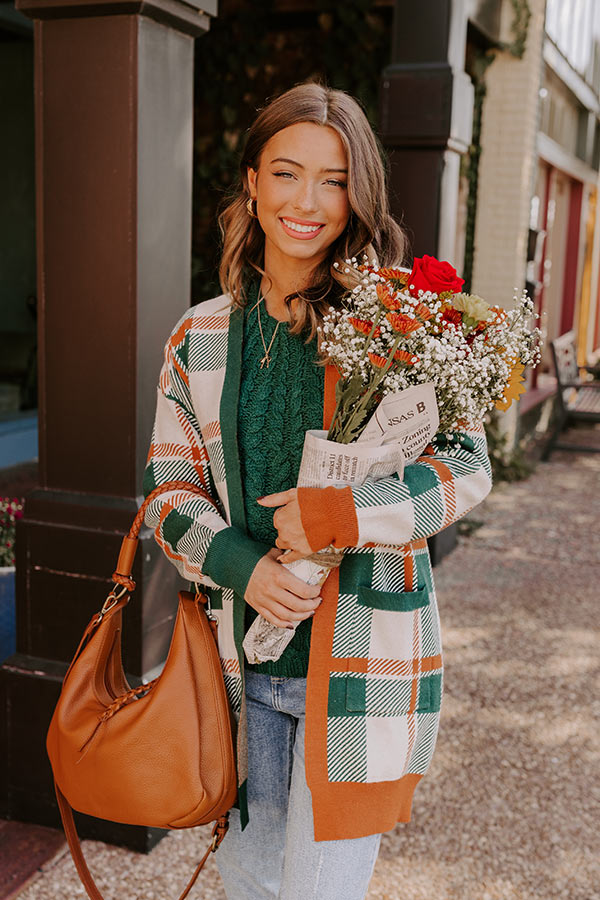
top-left (218, 82), bottom-right (407, 336)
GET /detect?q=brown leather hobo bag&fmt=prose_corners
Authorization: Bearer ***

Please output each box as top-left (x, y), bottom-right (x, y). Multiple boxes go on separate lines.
top-left (46, 481), bottom-right (237, 900)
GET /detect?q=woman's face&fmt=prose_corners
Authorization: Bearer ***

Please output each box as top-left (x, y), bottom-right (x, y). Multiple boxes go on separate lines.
top-left (247, 122), bottom-right (351, 274)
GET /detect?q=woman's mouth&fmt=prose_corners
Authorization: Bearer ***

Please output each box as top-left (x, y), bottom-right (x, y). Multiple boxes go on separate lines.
top-left (279, 217), bottom-right (325, 240)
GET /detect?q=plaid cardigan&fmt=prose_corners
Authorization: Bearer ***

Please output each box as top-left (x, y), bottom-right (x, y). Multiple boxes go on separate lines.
top-left (143, 293), bottom-right (493, 841)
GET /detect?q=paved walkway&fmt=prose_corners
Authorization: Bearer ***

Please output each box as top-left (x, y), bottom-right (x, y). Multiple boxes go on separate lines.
top-left (11, 429), bottom-right (600, 900)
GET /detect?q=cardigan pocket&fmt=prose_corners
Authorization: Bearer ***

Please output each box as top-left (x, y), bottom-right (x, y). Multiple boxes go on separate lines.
top-left (328, 671), bottom-right (442, 717)
top-left (357, 584), bottom-right (430, 611)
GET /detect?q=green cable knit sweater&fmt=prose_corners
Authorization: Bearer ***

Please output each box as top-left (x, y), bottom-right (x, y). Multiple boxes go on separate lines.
top-left (238, 285), bottom-right (324, 677)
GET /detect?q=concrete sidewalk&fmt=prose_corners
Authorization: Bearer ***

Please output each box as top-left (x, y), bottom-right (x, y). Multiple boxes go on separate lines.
top-left (12, 429), bottom-right (600, 900)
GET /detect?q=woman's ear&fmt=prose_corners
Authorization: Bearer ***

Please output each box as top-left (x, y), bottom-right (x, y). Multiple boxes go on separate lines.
top-left (247, 167), bottom-right (258, 199)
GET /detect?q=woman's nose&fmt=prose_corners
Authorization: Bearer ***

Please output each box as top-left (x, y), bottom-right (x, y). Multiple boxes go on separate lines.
top-left (293, 180), bottom-right (319, 214)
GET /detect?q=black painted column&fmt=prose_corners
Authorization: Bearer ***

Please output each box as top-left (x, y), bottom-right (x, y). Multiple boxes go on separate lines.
top-left (0, 0), bottom-right (216, 849)
top-left (379, 0), bottom-right (473, 564)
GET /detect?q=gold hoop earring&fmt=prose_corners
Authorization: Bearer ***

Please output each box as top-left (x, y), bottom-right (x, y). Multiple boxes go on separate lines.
top-left (246, 197), bottom-right (257, 218)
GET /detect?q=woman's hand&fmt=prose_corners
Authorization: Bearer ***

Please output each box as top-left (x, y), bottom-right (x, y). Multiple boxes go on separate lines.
top-left (245, 548), bottom-right (321, 628)
top-left (257, 488), bottom-right (312, 563)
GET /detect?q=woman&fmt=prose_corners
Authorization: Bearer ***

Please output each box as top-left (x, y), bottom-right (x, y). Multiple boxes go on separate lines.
top-left (143, 82), bottom-right (492, 900)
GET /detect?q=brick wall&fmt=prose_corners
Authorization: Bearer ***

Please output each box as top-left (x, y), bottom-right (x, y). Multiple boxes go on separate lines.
top-left (471, 0), bottom-right (547, 309)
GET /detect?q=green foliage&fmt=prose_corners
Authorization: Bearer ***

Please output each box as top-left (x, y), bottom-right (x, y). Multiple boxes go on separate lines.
top-left (191, 0), bottom-right (392, 302)
top-left (504, 0), bottom-right (531, 59)
top-left (462, 49), bottom-right (494, 295)
top-left (485, 415), bottom-right (534, 484)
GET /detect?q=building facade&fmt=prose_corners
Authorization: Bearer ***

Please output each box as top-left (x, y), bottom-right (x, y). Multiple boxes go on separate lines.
top-left (472, 0), bottom-right (600, 395)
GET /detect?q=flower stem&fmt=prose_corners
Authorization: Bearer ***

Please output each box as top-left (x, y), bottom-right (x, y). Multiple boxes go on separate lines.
top-left (360, 308), bottom-right (383, 362)
top-left (336, 333), bottom-right (403, 443)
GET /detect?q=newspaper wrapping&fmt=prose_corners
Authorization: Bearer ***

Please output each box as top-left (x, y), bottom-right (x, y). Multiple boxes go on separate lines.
top-left (242, 383), bottom-right (439, 664)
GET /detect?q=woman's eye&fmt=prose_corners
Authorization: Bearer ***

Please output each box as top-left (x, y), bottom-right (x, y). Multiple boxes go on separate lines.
top-left (273, 171), bottom-right (346, 188)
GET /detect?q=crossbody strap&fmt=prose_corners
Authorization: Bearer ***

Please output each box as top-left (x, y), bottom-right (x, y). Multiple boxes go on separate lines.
top-left (55, 782), bottom-right (228, 900)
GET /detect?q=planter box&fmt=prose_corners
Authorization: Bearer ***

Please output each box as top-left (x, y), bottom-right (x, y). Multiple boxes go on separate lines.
top-left (0, 566), bottom-right (16, 661)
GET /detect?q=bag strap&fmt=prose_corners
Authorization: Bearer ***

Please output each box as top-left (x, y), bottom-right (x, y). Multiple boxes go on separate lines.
top-left (55, 782), bottom-right (229, 900)
top-left (111, 480), bottom-right (219, 593)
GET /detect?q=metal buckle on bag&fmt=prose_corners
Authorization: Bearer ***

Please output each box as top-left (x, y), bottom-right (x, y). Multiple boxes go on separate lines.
top-left (95, 583), bottom-right (129, 625)
top-left (194, 582), bottom-right (217, 621)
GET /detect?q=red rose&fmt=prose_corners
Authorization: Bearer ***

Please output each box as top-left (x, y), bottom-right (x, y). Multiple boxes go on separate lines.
top-left (407, 255), bottom-right (464, 296)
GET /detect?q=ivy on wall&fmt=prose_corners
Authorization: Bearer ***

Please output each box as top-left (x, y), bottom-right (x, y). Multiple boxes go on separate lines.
top-left (504, 0), bottom-right (531, 59)
top-left (462, 49), bottom-right (495, 295)
top-left (191, 0), bottom-right (392, 302)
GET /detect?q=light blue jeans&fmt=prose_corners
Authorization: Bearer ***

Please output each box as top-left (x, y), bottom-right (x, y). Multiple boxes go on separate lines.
top-left (215, 670), bottom-right (381, 900)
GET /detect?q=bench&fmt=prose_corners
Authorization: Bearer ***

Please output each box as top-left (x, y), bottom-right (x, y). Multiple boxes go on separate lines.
top-left (542, 330), bottom-right (600, 459)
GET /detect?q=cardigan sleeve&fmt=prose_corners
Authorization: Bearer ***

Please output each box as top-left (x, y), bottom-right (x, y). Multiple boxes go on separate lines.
top-left (297, 420), bottom-right (492, 550)
top-left (143, 318), bottom-right (270, 597)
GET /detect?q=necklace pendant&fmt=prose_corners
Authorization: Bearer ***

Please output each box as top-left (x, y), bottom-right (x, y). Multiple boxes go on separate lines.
top-left (260, 352), bottom-right (270, 369)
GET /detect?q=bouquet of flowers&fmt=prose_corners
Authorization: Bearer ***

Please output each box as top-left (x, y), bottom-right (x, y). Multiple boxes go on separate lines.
top-left (243, 255), bottom-right (541, 664)
top-left (323, 254), bottom-right (541, 441)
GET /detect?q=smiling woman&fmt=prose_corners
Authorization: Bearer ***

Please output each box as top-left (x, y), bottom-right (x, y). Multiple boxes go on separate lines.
top-left (218, 82), bottom-right (406, 335)
top-left (141, 83), bottom-right (482, 900)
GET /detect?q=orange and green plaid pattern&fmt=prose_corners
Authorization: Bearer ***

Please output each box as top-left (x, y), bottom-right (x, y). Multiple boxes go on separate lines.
top-left (143, 293), bottom-right (493, 840)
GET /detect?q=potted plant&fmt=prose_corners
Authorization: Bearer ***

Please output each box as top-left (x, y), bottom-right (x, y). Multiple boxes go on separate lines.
top-left (0, 497), bottom-right (23, 662)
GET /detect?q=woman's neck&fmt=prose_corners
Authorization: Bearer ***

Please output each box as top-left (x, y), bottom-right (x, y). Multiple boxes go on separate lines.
top-left (259, 274), bottom-right (295, 322)
top-left (260, 245), bottom-right (322, 321)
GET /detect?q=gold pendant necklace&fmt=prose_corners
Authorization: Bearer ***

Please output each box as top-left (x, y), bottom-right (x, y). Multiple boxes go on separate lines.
top-left (249, 294), bottom-right (281, 369)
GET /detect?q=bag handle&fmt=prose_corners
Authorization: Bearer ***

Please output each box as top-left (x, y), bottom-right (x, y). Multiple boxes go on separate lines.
top-left (111, 480), bottom-right (219, 593)
top-left (55, 781), bottom-right (229, 900)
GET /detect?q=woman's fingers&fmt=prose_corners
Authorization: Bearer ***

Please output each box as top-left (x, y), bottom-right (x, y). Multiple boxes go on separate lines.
top-left (251, 595), bottom-right (317, 628)
top-left (244, 551), bottom-right (322, 628)
top-left (267, 596), bottom-right (315, 621)
top-left (256, 489), bottom-right (297, 508)
top-left (256, 607), bottom-right (296, 629)
top-left (277, 568), bottom-right (321, 600)
top-left (277, 549), bottom-right (305, 564)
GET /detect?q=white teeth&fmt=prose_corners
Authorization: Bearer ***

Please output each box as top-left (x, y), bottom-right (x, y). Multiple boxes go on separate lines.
top-left (282, 218), bottom-right (322, 233)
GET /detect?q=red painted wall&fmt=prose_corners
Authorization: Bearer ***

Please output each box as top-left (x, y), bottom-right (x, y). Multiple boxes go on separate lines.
top-left (560, 179), bottom-right (583, 335)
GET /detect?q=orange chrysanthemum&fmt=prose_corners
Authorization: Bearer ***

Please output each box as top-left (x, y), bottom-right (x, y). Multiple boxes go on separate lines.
top-left (349, 316), bottom-right (372, 335)
top-left (348, 316), bottom-right (381, 339)
top-left (394, 349), bottom-right (419, 365)
top-left (413, 301), bottom-right (433, 321)
top-left (368, 352), bottom-right (389, 369)
top-left (386, 312), bottom-right (422, 334)
top-left (495, 361), bottom-right (526, 412)
top-left (376, 283), bottom-right (402, 310)
top-left (378, 267), bottom-right (409, 283)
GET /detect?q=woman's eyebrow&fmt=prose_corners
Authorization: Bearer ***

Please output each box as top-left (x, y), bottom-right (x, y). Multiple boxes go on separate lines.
top-left (269, 156), bottom-right (348, 174)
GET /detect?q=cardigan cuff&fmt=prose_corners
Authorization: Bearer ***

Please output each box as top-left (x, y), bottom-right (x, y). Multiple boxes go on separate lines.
top-left (203, 526), bottom-right (271, 599)
top-left (297, 486), bottom-right (359, 552)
